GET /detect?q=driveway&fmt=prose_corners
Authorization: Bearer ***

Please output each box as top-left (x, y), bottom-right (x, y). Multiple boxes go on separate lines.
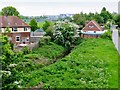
top-left (112, 29), bottom-right (120, 54)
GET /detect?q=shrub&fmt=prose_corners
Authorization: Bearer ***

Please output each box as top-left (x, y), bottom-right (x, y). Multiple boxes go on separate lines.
top-left (100, 30), bottom-right (112, 40)
top-left (118, 29), bottom-right (120, 37)
top-left (39, 36), bottom-right (51, 47)
top-left (21, 46), bottom-right (30, 55)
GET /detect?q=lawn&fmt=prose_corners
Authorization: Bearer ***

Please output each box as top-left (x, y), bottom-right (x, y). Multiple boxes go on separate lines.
top-left (37, 21), bottom-right (55, 28)
top-left (21, 38), bottom-right (118, 88)
top-left (26, 21), bottom-right (55, 29)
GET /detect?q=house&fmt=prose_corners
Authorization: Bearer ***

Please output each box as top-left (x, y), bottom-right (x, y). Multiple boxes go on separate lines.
top-left (30, 28), bottom-right (46, 43)
top-left (0, 16), bottom-right (31, 46)
top-left (81, 20), bottom-right (107, 38)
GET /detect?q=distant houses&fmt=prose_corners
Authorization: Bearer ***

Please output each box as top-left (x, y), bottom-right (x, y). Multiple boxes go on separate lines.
top-left (0, 16), bottom-right (31, 46)
top-left (81, 20), bottom-right (107, 38)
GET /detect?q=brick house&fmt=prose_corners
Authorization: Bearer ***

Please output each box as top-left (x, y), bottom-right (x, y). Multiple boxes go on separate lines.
top-left (81, 20), bottom-right (106, 38)
top-left (0, 16), bottom-right (31, 45)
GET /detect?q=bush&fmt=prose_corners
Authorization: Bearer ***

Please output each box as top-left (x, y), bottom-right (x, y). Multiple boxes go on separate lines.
top-left (21, 46), bottom-right (30, 55)
top-left (100, 30), bottom-right (112, 40)
top-left (39, 36), bottom-right (51, 47)
top-left (118, 29), bottom-right (120, 37)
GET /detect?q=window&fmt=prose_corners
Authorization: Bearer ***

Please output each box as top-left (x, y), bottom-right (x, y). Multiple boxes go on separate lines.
top-left (89, 25), bottom-right (94, 28)
top-left (16, 36), bottom-right (20, 42)
top-left (24, 27), bottom-right (27, 31)
top-left (13, 28), bottom-right (18, 31)
top-left (26, 37), bottom-right (29, 42)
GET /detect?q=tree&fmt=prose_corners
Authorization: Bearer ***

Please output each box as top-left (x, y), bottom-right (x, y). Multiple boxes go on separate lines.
top-left (45, 24), bottom-right (54, 38)
top-left (42, 21), bottom-right (50, 31)
top-left (53, 22), bottom-right (76, 48)
top-left (114, 14), bottom-right (120, 28)
top-left (73, 14), bottom-right (86, 28)
top-left (100, 7), bottom-right (113, 23)
top-left (94, 13), bottom-right (104, 24)
top-left (29, 18), bottom-right (38, 35)
top-left (4, 27), bottom-right (11, 35)
top-left (1, 6), bottom-right (20, 17)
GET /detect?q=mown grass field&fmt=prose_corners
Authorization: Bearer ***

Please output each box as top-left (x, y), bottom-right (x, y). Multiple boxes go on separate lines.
top-left (21, 38), bottom-right (118, 88)
top-left (27, 21), bottom-right (55, 29)
top-left (37, 21), bottom-right (55, 28)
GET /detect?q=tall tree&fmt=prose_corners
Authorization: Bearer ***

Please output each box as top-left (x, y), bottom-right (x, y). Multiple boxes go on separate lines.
top-left (1, 6), bottom-right (20, 17)
top-left (100, 7), bottom-right (112, 23)
top-left (73, 14), bottom-right (86, 28)
top-left (53, 22), bottom-right (76, 48)
top-left (42, 20), bottom-right (50, 31)
top-left (29, 18), bottom-right (38, 35)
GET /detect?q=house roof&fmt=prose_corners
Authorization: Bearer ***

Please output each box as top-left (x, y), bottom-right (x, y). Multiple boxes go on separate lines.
top-left (0, 16), bottom-right (30, 28)
top-left (82, 20), bottom-right (103, 31)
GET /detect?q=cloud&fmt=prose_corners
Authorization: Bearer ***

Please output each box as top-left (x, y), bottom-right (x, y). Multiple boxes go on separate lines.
top-left (0, 1), bottom-right (118, 16)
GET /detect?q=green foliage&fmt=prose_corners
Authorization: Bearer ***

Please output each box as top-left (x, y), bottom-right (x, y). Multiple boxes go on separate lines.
top-left (42, 21), bottom-right (50, 31)
top-left (118, 29), bottom-right (120, 37)
top-left (101, 30), bottom-right (112, 40)
top-left (21, 39), bottom-right (118, 88)
top-left (100, 7), bottom-right (113, 23)
top-left (45, 25), bottom-right (54, 38)
top-left (21, 46), bottom-right (30, 55)
top-left (114, 14), bottom-right (120, 28)
top-left (39, 36), bottom-right (51, 47)
top-left (1, 6), bottom-right (20, 17)
top-left (53, 22), bottom-right (76, 48)
top-left (1, 35), bottom-right (21, 89)
top-left (32, 42), bottom-right (64, 59)
top-left (73, 14), bottom-right (85, 26)
top-left (4, 27), bottom-right (11, 35)
top-left (29, 18), bottom-right (38, 32)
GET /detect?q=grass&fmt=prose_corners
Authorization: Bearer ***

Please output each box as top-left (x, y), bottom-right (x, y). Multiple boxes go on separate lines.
top-left (26, 21), bottom-right (55, 29)
top-left (37, 21), bottom-right (55, 28)
top-left (25, 42), bottom-right (64, 60)
top-left (21, 38), bottom-right (118, 88)
top-left (15, 42), bottom-right (64, 73)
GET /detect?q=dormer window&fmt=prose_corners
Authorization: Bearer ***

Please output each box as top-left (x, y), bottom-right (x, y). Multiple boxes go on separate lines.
top-left (89, 25), bottom-right (94, 28)
top-left (13, 28), bottom-right (18, 31)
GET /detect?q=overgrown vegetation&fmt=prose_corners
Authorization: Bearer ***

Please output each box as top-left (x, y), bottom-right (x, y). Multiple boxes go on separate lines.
top-left (100, 30), bottom-right (112, 40)
top-left (21, 38), bottom-right (118, 88)
top-left (53, 22), bottom-right (76, 48)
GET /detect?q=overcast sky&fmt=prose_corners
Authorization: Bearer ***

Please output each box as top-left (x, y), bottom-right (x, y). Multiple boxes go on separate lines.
top-left (0, 0), bottom-right (119, 16)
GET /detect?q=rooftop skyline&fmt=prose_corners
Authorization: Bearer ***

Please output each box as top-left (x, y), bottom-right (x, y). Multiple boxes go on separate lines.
top-left (0, 0), bottom-right (119, 16)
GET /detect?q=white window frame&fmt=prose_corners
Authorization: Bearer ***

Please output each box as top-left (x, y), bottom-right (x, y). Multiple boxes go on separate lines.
top-left (16, 36), bottom-right (20, 42)
top-left (26, 37), bottom-right (29, 42)
top-left (13, 28), bottom-right (18, 32)
top-left (89, 25), bottom-right (94, 28)
top-left (24, 27), bottom-right (27, 31)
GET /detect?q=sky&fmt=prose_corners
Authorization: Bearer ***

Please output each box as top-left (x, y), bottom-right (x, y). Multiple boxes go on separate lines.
top-left (0, 0), bottom-right (119, 16)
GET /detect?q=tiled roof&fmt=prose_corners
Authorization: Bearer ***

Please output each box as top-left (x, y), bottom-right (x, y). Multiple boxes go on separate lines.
top-left (0, 16), bottom-right (30, 28)
top-left (82, 20), bottom-right (103, 31)
top-left (91, 20), bottom-right (103, 30)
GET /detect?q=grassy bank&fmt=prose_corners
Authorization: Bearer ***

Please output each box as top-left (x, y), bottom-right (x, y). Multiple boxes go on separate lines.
top-left (21, 38), bottom-right (118, 88)
top-left (15, 42), bottom-right (64, 73)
